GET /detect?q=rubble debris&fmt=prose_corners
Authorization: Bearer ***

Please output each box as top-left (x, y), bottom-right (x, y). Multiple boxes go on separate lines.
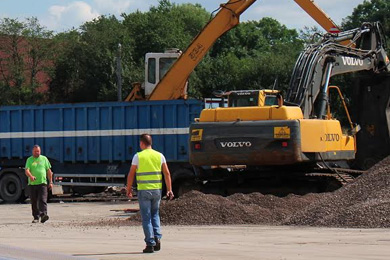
top-left (85, 156), bottom-right (390, 228)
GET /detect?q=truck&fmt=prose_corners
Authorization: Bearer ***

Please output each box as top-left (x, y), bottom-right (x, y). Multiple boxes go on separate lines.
top-left (0, 100), bottom-right (202, 202)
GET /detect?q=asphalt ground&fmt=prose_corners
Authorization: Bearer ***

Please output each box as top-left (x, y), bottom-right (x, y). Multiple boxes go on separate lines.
top-left (0, 201), bottom-right (389, 260)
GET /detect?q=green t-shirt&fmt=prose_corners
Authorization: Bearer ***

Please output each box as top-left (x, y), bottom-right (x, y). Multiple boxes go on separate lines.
top-left (25, 155), bottom-right (51, 185)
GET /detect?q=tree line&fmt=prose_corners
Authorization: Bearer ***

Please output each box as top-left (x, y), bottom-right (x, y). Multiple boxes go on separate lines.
top-left (0, 0), bottom-right (388, 106)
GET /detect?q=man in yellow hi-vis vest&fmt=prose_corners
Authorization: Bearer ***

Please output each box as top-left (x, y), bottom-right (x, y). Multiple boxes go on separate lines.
top-left (126, 134), bottom-right (174, 253)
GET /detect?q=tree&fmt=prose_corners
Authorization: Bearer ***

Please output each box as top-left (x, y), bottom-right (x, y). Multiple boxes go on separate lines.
top-left (23, 18), bottom-right (56, 91)
top-left (0, 18), bottom-right (24, 105)
top-left (0, 17), bottom-right (54, 105)
top-left (49, 15), bottom-right (138, 102)
top-left (122, 1), bottom-right (210, 63)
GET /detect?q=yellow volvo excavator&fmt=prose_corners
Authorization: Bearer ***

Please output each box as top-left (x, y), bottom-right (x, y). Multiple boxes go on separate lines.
top-left (190, 22), bottom-right (390, 169)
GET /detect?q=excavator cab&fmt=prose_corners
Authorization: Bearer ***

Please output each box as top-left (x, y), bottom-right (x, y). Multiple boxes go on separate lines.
top-left (226, 90), bottom-right (280, 107)
top-left (144, 50), bottom-right (182, 97)
top-left (228, 91), bottom-right (259, 107)
top-left (125, 49), bottom-right (183, 101)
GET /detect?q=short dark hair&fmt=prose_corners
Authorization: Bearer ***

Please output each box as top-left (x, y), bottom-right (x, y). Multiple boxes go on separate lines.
top-left (140, 134), bottom-right (152, 146)
top-left (33, 145), bottom-right (41, 150)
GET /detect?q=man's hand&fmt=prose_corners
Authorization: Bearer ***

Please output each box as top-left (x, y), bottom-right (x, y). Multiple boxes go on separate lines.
top-left (126, 187), bottom-right (133, 199)
top-left (29, 176), bottom-right (36, 182)
top-left (48, 183), bottom-right (53, 190)
top-left (166, 190), bottom-right (174, 200)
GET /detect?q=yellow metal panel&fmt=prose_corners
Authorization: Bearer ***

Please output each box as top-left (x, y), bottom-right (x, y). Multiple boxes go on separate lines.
top-left (270, 106), bottom-right (303, 120)
top-left (198, 109), bottom-right (216, 122)
top-left (214, 107), bottom-right (270, 121)
top-left (300, 119), bottom-right (355, 152)
top-left (199, 106), bottom-right (304, 122)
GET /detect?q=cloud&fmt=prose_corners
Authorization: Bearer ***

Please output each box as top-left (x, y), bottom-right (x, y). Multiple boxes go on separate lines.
top-left (41, 0), bottom-right (157, 31)
top-left (93, 0), bottom-right (132, 15)
top-left (43, 1), bottom-right (100, 31)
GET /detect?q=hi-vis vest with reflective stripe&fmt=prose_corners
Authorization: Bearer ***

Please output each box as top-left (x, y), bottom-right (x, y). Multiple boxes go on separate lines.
top-left (136, 149), bottom-right (163, 191)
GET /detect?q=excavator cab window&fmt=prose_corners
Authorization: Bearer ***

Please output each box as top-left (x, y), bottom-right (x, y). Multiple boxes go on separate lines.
top-left (264, 95), bottom-right (279, 106)
top-left (159, 58), bottom-right (177, 80)
top-left (228, 92), bottom-right (259, 107)
top-left (147, 58), bottom-right (156, 84)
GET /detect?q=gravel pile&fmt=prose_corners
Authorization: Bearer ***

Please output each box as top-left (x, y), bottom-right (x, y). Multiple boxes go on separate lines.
top-left (284, 156), bottom-right (390, 228)
top-left (86, 157), bottom-right (390, 228)
top-left (128, 191), bottom-right (322, 225)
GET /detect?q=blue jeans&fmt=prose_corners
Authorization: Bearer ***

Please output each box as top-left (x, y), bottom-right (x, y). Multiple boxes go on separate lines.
top-left (138, 189), bottom-right (162, 246)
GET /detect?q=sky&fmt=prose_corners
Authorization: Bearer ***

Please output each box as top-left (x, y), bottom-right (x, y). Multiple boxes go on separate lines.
top-left (0, 0), bottom-right (365, 32)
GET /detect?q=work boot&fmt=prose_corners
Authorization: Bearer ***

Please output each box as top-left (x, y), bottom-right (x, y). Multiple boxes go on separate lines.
top-left (32, 218), bottom-right (39, 223)
top-left (143, 245), bottom-right (154, 253)
top-left (154, 237), bottom-right (161, 251)
top-left (40, 215), bottom-right (49, 223)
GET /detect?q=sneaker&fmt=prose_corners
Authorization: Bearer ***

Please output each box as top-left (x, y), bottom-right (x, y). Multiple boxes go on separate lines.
top-left (154, 238), bottom-right (161, 251)
top-left (143, 245), bottom-right (154, 253)
top-left (40, 215), bottom-right (49, 223)
top-left (32, 219), bottom-right (39, 223)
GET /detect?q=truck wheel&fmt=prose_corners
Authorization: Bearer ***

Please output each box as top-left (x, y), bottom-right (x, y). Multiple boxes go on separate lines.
top-left (0, 174), bottom-right (23, 203)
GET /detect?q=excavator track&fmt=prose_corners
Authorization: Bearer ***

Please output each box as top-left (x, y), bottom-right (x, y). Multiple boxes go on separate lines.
top-left (307, 168), bottom-right (366, 186)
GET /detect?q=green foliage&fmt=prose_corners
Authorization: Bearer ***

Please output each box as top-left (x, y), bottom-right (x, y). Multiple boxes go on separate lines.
top-left (122, 1), bottom-right (209, 62)
top-left (49, 15), bottom-right (139, 102)
top-left (0, 17), bottom-right (54, 105)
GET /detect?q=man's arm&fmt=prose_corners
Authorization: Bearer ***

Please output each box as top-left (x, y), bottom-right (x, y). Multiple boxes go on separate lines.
top-left (25, 168), bottom-right (36, 182)
top-left (47, 168), bottom-right (53, 190)
top-left (126, 165), bottom-right (137, 198)
top-left (162, 163), bottom-right (174, 199)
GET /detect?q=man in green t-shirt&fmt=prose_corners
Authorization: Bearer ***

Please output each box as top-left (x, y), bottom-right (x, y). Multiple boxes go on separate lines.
top-left (25, 145), bottom-right (53, 223)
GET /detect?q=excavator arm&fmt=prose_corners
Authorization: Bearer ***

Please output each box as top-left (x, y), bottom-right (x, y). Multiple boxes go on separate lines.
top-left (286, 22), bottom-right (390, 118)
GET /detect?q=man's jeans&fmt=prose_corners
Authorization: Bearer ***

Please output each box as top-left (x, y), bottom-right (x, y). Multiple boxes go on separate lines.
top-left (138, 189), bottom-right (162, 246)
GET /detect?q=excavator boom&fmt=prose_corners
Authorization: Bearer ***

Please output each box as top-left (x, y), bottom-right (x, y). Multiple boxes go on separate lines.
top-left (294, 0), bottom-right (339, 33)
